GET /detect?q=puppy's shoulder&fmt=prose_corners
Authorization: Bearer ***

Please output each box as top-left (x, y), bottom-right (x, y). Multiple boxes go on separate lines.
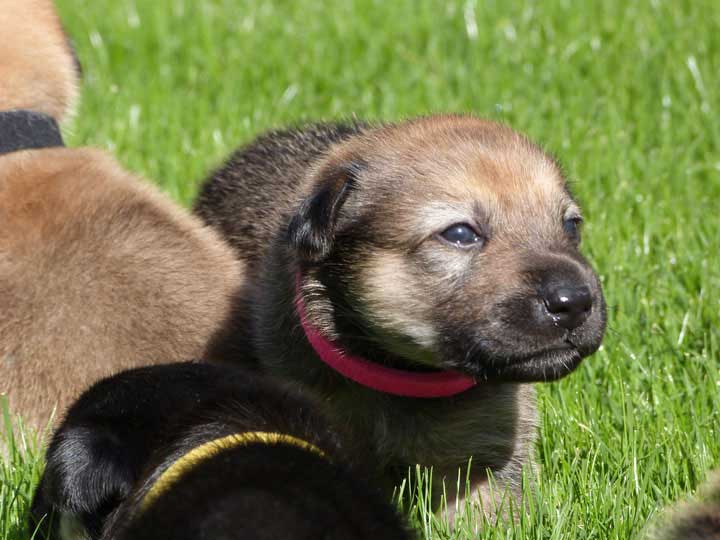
top-left (0, 147), bottom-right (240, 285)
top-left (212, 121), bottom-right (370, 179)
top-left (195, 121), bottom-right (368, 210)
top-left (0, 149), bottom-right (242, 429)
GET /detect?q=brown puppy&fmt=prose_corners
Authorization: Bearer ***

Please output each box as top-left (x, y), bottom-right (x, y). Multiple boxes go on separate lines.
top-left (195, 116), bottom-right (607, 517)
top-left (0, 0), bottom-right (241, 434)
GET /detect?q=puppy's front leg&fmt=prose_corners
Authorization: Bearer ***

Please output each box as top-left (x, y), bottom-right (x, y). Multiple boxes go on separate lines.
top-left (436, 461), bottom-right (531, 530)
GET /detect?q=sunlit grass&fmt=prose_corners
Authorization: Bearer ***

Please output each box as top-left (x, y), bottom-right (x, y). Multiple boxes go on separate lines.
top-left (0, 400), bottom-right (46, 540)
top-left (3, 0), bottom-right (719, 538)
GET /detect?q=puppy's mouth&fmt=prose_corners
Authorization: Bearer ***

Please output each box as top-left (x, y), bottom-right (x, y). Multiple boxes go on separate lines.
top-left (312, 285), bottom-right (599, 387)
top-left (339, 325), bottom-right (588, 383)
top-left (353, 338), bottom-right (584, 383)
top-left (436, 329), bottom-right (599, 382)
top-left (478, 345), bottom-right (584, 382)
top-left (366, 348), bottom-right (583, 386)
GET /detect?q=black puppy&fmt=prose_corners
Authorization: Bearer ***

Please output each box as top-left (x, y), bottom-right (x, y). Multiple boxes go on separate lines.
top-left (30, 363), bottom-right (411, 540)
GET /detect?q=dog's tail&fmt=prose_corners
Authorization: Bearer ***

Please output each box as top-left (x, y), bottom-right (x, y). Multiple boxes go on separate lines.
top-left (0, 0), bottom-right (81, 123)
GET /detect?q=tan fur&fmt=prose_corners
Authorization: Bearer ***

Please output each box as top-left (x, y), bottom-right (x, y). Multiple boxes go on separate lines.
top-left (0, 148), bottom-right (242, 432)
top-left (338, 121), bottom-right (582, 515)
top-left (0, 0), bottom-right (79, 122)
top-left (0, 0), bottom-right (241, 437)
top-left (346, 120), bottom-right (598, 519)
top-left (319, 117), bottom-right (580, 367)
top-left (348, 117), bottom-right (572, 242)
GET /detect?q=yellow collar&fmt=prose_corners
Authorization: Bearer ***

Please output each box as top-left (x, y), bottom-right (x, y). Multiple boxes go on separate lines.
top-left (141, 431), bottom-right (327, 511)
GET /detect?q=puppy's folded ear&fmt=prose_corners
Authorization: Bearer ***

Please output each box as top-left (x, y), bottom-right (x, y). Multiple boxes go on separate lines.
top-left (287, 160), bottom-right (364, 263)
top-left (31, 425), bottom-right (135, 529)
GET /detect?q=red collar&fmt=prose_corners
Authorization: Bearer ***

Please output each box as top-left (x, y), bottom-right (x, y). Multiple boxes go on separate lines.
top-left (294, 274), bottom-right (476, 398)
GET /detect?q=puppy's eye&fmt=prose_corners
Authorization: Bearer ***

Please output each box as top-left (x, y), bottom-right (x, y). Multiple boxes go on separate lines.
top-left (563, 217), bottom-right (582, 243)
top-left (438, 223), bottom-right (484, 248)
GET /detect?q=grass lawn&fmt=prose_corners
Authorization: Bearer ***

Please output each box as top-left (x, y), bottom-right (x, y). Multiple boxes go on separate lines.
top-left (2, 0), bottom-right (719, 538)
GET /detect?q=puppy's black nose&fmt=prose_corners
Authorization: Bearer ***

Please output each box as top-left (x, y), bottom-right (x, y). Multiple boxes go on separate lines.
top-left (543, 285), bottom-right (592, 330)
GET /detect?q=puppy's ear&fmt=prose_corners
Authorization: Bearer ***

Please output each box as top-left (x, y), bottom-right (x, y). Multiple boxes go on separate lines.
top-left (32, 425), bottom-right (135, 530)
top-left (287, 160), bottom-right (364, 262)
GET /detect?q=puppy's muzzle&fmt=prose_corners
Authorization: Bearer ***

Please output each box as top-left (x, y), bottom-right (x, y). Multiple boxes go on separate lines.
top-left (471, 252), bottom-right (606, 382)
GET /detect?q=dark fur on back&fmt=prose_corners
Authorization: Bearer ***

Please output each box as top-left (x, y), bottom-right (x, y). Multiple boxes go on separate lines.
top-left (195, 122), bottom-right (367, 265)
top-left (30, 363), bottom-right (411, 540)
top-left (195, 122), bottom-right (367, 361)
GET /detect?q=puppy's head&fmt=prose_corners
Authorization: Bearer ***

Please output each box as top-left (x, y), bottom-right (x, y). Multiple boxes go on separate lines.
top-left (290, 115), bottom-right (606, 383)
top-left (0, 0), bottom-right (81, 122)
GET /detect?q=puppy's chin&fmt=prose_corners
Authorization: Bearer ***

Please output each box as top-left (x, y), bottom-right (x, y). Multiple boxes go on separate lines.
top-left (437, 341), bottom-right (590, 383)
top-left (480, 348), bottom-right (585, 383)
top-left (353, 322), bottom-right (598, 382)
top-left (377, 341), bottom-right (587, 382)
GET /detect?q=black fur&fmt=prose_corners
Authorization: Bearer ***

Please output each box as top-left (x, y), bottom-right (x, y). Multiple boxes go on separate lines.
top-left (652, 479), bottom-right (720, 540)
top-left (287, 160), bottom-right (364, 262)
top-left (193, 119), bottom-right (605, 377)
top-left (30, 363), bottom-right (411, 540)
top-left (0, 110), bottom-right (64, 155)
top-left (194, 122), bottom-right (367, 266)
top-left (667, 514), bottom-right (720, 540)
top-left (195, 122), bottom-right (367, 362)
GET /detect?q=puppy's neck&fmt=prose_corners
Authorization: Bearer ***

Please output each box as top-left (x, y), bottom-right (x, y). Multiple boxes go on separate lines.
top-left (0, 110), bottom-right (64, 156)
top-left (294, 271), bottom-right (477, 398)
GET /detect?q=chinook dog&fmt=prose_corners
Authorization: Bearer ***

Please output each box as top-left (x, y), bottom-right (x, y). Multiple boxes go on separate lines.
top-left (0, 0), bottom-right (240, 433)
top-left (30, 363), bottom-right (412, 540)
top-left (194, 116), bottom-right (607, 515)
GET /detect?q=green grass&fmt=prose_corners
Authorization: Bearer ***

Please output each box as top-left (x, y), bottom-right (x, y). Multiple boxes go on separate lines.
top-left (1, 401), bottom-right (46, 540)
top-left (2, 0), bottom-right (719, 538)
